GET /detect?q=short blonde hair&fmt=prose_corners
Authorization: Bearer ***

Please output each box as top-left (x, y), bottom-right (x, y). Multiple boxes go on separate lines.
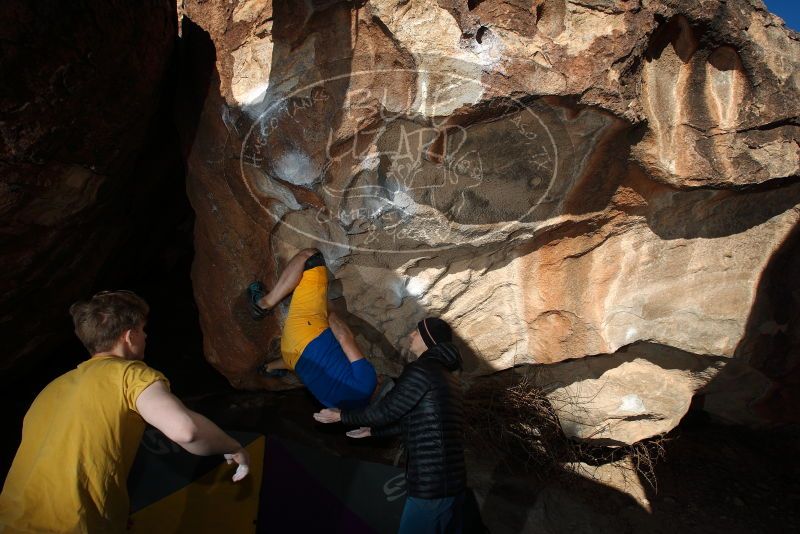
top-left (69, 290), bottom-right (149, 355)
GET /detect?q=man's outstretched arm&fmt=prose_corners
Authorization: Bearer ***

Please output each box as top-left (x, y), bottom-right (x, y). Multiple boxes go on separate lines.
top-left (136, 381), bottom-right (250, 482)
top-left (345, 422), bottom-right (403, 439)
top-left (369, 422), bottom-right (403, 438)
top-left (315, 364), bottom-right (428, 428)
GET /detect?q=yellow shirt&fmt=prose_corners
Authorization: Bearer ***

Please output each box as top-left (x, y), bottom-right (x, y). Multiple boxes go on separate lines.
top-left (0, 355), bottom-right (168, 533)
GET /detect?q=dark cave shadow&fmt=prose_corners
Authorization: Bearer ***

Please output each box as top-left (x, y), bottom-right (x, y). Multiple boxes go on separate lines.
top-left (531, 341), bottom-right (728, 391)
top-left (691, 207), bottom-right (800, 425)
top-left (176, 18), bottom-right (219, 163)
top-left (110, 18), bottom-right (229, 399)
top-left (640, 178), bottom-right (800, 241)
top-left (480, 462), bottom-right (655, 534)
top-left (0, 0), bottom-right (181, 381)
top-left (640, 418), bottom-right (800, 534)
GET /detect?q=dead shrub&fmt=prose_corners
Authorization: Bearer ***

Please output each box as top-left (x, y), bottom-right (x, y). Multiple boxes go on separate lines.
top-left (464, 372), bottom-right (669, 489)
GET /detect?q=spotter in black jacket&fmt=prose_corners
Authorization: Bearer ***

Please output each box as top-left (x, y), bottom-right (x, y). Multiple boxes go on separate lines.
top-left (341, 342), bottom-right (466, 499)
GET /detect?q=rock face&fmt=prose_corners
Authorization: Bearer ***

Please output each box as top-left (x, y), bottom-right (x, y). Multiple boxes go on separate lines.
top-left (181, 0), bottom-right (800, 443)
top-left (0, 1), bottom-right (177, 373)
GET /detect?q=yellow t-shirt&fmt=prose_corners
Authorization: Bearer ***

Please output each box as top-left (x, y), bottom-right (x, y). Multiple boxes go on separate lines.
top-left (0, 355), bottom-right (168, 533)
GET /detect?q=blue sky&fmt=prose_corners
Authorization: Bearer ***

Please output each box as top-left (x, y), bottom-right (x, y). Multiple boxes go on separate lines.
top-left (764, 0), bottom-right (800, 31)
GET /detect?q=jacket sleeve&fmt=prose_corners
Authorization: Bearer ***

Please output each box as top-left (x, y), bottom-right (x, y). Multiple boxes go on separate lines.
top-left (370, 422), bottom-right (403, 438)
top-left (341, 363), bottom-right (429, 428)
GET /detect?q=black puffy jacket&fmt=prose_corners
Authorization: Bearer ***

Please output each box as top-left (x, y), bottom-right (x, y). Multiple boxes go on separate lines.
top-left (341, 342), bottom-right (466, 499)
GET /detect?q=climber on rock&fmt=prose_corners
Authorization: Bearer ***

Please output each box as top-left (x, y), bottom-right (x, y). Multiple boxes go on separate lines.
top-left (0, 290), bottom-right (250, 533)
top-left (313, 317), bottom-right (466, 534)
top-left (247, 248), bottom-right (378, 409)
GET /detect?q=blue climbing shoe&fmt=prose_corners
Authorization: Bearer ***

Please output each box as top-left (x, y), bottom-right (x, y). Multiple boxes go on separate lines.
top-left (247, 281), bottom-right (271, 320)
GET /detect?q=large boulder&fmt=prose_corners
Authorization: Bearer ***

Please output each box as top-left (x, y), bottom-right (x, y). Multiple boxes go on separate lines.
top-left (181, 0), bottom-right (800, 443)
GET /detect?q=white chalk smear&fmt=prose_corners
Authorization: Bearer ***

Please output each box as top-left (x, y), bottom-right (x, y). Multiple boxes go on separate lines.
top-left (618, 394), bottom-right (646, 414)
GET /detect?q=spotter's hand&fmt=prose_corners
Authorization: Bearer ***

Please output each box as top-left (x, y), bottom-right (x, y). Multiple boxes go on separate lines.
top-left (346, 427), bottom-right (371, 439)
top-left (313, 408), bottom-right (342, 424)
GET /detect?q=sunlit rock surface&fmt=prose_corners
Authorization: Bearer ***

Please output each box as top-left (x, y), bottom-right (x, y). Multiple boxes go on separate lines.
top-left (182, 0), bottom-right (800, 443)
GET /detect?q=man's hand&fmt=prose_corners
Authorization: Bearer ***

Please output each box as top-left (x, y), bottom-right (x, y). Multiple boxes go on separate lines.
top-left (346, 427), bottom-right (371, 439)
top-left (328, 313), bottom-right (354, 345)
top-left (224, 447), bottom-right (251, 482)
top-left (313, 408), bottom-right (342, 424)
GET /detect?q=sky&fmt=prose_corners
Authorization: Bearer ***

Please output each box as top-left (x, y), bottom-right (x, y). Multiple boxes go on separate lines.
top-left (763, 0), bottom-right (800, 31)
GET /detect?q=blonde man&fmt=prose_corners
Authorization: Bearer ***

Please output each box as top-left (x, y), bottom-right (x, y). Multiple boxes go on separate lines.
top-left (0, 290), bottom-right (249, 533)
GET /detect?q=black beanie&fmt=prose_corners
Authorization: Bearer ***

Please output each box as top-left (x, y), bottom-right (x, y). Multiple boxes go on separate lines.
top-left (417, 317), bottom-right (452, 349)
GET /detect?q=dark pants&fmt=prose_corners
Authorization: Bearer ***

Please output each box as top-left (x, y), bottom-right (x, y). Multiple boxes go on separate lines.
top-left (398, 493), bottom-right (464, 534)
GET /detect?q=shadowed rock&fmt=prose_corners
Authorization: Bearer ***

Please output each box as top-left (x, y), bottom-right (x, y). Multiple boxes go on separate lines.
top-left (0, 0), bottom-right (178, 374)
